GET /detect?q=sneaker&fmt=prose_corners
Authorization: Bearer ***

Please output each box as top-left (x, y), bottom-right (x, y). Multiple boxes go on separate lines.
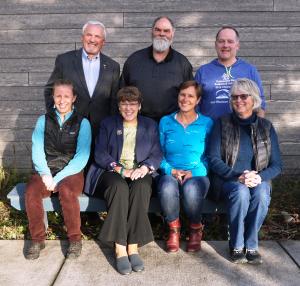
top-left (66, 241), bottom-right (82, 259)
top-left (25, 241), bottom-right (45, 260)
top-left (229, 248), bottom-right (248, 264)
top-left (246, 249), bottom-right (263, 264)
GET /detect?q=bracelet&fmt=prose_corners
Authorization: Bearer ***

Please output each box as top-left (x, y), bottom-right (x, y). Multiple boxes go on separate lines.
top-left (120, 167), bottom-right (125, 178)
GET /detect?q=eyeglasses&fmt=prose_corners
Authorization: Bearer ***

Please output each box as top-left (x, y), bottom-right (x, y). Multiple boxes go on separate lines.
top-left (231, 94), bottom-right (251, 101)
top-left (119, 102), bottom-right (139, 107)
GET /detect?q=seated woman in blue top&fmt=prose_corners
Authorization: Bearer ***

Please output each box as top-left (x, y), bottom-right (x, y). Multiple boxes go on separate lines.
top-left (158, 80), bottom-right (213, 253)
top-left (207, 78), bottom-right (282, 264)
top-left (25, 79), bottom-right (91, 260)
top-left (84, 86), bottom-right (162, 275)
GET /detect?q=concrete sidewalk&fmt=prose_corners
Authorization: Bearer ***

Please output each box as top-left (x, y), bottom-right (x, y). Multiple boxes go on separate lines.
top-left (0, 240), bottom-right (299, 286)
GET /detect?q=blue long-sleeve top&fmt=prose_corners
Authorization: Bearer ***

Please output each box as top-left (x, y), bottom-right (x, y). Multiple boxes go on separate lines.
top-left (207, 113), bottom-right (282, 182)
top-left (159, 111), bottom-right (213, 176)
top-left (32, 109), bottom-right (92, 184)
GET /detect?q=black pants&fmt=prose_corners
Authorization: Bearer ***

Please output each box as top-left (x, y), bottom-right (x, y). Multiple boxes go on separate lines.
top-left (95, 171), bottom-right (153, 246)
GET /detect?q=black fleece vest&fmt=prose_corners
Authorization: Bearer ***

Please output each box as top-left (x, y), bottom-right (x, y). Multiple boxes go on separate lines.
top-left (220, 114), bottom-right (271, 171)
top-left (44, 110), bottom-right (83, 175)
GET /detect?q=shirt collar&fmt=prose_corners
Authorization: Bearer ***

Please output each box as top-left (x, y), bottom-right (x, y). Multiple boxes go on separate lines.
top-left (214, 57), bottom-right (240, 67)
top-left (82, 48), bottom-right (100, 61)
top-left (172, 111), bottom-right (201, 125)
top-left (148, 45), bottom-right (174, 62)
top-left (232, 111), bottom-right (257, 125)
top-left (55, 109), bottom-right (74, 125)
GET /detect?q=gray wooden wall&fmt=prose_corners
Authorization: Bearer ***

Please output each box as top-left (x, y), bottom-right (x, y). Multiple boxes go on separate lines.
top-left (0, 0), bottom-right (299, 174)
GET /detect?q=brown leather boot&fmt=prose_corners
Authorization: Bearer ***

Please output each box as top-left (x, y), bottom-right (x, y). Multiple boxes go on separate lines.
top-left (187, 223), bottom-right (203, 252)
top-left (166, 218), bottom-right (181, 253)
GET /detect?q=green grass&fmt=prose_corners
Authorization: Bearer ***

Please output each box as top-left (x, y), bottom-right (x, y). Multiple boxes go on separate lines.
top-left (0, 167), bottom-right (299, 240)
top-left (0, 167), bottom-right (30, 239)
top-left (261, 176), bottom-right (300, 240)
top-left (0, 167), bottom-right (29, 201)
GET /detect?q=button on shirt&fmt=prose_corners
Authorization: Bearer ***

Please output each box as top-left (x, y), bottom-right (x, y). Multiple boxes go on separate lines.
top-left (82, 49), bottom-right (100, 97)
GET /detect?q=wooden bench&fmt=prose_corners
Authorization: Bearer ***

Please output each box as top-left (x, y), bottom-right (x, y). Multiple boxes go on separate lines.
top-left (7, 183), bottom-right (226, 228)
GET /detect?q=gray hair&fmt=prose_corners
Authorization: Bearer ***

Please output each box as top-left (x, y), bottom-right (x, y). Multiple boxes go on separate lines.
top-left (230, 78), bottom-right (262, 111)
top-left (82, 20), bottom-right (107, 39)
top-left (152, 16), bottom-right (175, 31)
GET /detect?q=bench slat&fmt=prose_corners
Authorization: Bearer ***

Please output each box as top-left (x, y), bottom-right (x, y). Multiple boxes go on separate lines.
top-left (7, 183), bottom-right (226, 213)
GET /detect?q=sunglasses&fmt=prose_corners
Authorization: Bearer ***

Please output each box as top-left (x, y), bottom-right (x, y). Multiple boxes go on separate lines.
top-left (231, 94), bottom-right (251, 101)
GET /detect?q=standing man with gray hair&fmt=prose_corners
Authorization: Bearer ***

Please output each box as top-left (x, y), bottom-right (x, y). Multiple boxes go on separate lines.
top-left (45, 20), bottom-right (120, 137)
top-left (120, 16), bottom-right (193, 122)
top-left (44, 21), bottom-right (120, 226)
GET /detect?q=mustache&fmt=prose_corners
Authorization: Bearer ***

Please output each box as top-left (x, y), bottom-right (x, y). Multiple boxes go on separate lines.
top-left (154, 36), bottom-right (169, 41)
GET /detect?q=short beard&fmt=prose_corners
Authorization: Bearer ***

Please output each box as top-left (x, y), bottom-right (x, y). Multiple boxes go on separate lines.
top-left (152, 37), bottom-right (172, 52)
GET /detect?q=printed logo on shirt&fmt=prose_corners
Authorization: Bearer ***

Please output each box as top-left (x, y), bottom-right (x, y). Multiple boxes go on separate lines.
top-left (216, 89), bottom-right (230, 100)
top-left (211, 73), bottom-right (235, 105)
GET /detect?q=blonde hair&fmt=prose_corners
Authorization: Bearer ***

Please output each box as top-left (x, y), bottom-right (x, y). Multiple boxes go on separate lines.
top-left (230, 78), bottom-right (262, 111)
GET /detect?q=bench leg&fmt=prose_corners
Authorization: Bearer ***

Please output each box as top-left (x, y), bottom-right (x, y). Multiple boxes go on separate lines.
top-left (43, 211), bottom-right (48, 230)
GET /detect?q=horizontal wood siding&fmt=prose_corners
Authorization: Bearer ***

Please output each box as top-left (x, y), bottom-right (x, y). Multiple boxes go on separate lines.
top-left (0, 1), bottom-right (299, 174)
top-left (0, 1), bottom-right (274, 14)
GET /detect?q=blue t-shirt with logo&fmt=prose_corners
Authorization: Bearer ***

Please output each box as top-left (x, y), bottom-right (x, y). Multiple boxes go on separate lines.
top-left (195, 58), bottom-right (266, 120)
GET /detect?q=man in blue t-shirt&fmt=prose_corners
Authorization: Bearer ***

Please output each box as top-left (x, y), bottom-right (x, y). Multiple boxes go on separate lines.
top-left (195, 26), bottom-right (266, 120)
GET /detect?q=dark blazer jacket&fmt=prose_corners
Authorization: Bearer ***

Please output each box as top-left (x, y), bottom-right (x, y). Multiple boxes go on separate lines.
top-left (44, 48), bottom-right (120, 135)
top-left (84, 115), bottom-right (163, 196)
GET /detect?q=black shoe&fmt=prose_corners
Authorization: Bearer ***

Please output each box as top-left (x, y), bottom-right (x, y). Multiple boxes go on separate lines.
top-left (246, 249), bottom-right (263, 264)
top-left (129, 254), bottom-right (144, 272)
top-left (116, 256), bottom-right (132, 275)
top-left (66, 241), bottom-right (82, 259)
top-left (25, 241), bottom-right (45, 260)
top-left (229, 248), bottom-right (248, 264)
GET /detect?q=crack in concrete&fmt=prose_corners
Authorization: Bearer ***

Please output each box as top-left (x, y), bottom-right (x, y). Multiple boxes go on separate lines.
top-left (277, 241), bottom-right (300, 269)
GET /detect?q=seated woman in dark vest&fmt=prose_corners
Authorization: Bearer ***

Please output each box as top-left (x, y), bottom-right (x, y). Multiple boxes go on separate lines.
top-left (84, 86), bottom-right (162, 275)
top-left (207, 78), bottom-right (282, 264)
top-left (25, 79), bottom-right (91, 260)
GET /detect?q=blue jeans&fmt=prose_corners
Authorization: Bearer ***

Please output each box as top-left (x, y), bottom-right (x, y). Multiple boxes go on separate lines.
top-left (157, 175), bottom-right (210, 224)
top-left (221, 181), bottom-right (271, 250)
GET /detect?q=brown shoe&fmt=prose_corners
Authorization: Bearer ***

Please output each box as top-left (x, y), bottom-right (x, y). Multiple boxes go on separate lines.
top-left (187, 223), bottom-right (203, 252)
top-left (66, 241), bottom-right (82, 259)
top-left (166, 218), bottom-right (181, 253)
top-left (25, 241), bottom-right (45, 260)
